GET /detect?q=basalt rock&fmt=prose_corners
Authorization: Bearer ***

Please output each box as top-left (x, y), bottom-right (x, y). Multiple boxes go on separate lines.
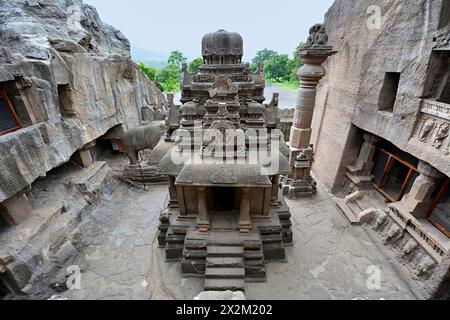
top-left (0, 0), bottom-right (166, 203)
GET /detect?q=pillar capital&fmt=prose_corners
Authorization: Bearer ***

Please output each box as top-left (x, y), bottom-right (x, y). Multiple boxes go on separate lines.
top-left (402, 161), bottom-right (443, 219)
top-left (283, 23), bottom-right (333, 199)
top-left (417, 161), bottom-right (443, 179)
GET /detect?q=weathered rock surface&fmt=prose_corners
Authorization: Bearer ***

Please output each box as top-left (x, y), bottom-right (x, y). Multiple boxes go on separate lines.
top-left (312, 0), bottom-right (450, 192)
top-left (0, 0), bottom-right (166, 203)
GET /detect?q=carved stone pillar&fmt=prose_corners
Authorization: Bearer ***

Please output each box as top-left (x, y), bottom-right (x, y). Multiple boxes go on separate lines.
top-left (239, 187), bottom-right (252, 234)
top-left (346, 133), bottom-right (380, 190)
top-left (281, 23), bottom-right (334, 199)
top-left (271, 175), bottom-right (281, 206)
top-left (197, 187), bottom-right (210, 232)
top-left (168, 176), bottom-right (178, 209)
top-left (165, 93), bottom-right (180, 142)
top-left (401, 161), bottom-right (443, 219)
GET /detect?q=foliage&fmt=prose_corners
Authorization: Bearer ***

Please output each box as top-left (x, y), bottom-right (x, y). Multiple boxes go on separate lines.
top-left (137, 42), bottom-right (305, 93)
top-left (254, 42), bottom-right (305, 87)
top-left (250, 48), bottom-right (278, 72)
top-left (252, 48), bottom-right (278, 65)
top-left (138, 62), bottom-right (157, 81)
top-left (168, 50), bottom-right (187, 67)
top-left (188, 58), bottom-right (204, 74)
top-left (155, 63), bottom-right (181, 93)
top-left (138, 51), bottom-right (203, 93)
top-left (264, 54), bottom-right (294, 83)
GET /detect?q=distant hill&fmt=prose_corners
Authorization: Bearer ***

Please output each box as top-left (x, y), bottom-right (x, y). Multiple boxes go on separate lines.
top-left (131, 45), bottom-right (168, 68)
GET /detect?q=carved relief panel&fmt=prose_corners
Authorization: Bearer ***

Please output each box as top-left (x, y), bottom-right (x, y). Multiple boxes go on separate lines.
top-left (412, 99), bottom-right (450, 155)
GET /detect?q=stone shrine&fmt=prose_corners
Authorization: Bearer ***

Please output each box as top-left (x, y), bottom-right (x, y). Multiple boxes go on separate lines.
top-left (153, 30), bottom-right (293, 291)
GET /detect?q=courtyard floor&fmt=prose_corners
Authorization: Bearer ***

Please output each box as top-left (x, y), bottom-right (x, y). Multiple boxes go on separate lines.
top-left (62, 179), bottom-right (418, 300)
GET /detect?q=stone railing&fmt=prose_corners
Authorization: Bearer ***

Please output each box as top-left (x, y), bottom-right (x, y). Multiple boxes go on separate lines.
top-left (388, 205), bottom-right (447, 262)
top-left (420, 99), bottom-right (450, 120)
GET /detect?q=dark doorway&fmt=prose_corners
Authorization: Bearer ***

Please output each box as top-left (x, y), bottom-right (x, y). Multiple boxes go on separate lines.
top-left (372, 140), bottom-right (419, 202)
top-left (438, 73), bottom-right (450, 104)
top-left (212, 187), bottom-right (236, 212)
top-left (379, 72), bottom-right (401, 112)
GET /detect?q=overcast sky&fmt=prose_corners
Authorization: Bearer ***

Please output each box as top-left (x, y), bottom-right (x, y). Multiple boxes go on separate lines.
top-left (84, 0), bottom-right (335, 61)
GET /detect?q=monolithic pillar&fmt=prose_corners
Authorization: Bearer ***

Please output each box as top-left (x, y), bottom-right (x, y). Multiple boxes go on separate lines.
top-left (239, 187), bottom-right (252, 234)
top-left (346, 133), bottom-right (380, 190)
top-left (168, 176), bottom-right (179, 209)
top-left (271, 175), bottom-right (281, 206)
top-left (401, 161), bottom-right (443, 219)
top-left (281, 23), bottom-right (334, 199)
top-left (197, 187), bottom-right (210, 232)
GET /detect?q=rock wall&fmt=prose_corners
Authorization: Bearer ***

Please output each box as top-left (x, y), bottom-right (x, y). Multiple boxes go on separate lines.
top-left (0, 0), bottom-right (166, 203)
top-left (312, 0), bottom-right (449, 192)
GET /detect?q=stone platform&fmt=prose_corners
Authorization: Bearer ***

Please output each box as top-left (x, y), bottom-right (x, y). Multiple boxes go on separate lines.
top-left (46, 181), bottom-right (419, 300)
top-left (157, 197), bottom-right (293, 292)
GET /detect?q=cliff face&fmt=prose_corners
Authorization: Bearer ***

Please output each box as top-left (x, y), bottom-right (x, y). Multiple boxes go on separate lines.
top-left (312, 0), bottom-right (449, 192)
top-left (0, 0), bottom-right (166, 203)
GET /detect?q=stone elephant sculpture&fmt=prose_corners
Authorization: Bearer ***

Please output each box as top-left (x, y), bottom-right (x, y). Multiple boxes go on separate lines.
top-left (122, 121), bottom-right (166, 165)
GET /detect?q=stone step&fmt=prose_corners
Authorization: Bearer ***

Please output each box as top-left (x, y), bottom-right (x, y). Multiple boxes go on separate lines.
top-left (335, 198), bottom-right (359, 224)
top-left (245, 259), bottom-right (265, 267)
top-left (207, 246), bottom-right (244, 258)
top-left (204, 279), bottom-right (245, 292)
top-left (261, 234), bottom-right (284, 244)
top-left (205, 267), bottom-right (245, 279)
top-left (206, 257), bottom-right (244, 268)
top-left (244, 250), bottom-right (264, 260)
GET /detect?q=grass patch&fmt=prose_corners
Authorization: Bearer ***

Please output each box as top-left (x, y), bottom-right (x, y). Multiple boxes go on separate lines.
top-left (266, 79), bottom-right (299, 91)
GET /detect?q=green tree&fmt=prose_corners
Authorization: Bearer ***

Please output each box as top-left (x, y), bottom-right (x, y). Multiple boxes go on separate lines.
top-left (138, 62), bottom-right (157, 81)
top-left (264, 54), bottom-right (293, 82)
top-left (156, 63), bottom-right (180, 93)
top-left (290, 42), bottom-right (306, 82)
top-left (188, 57), bottom-right (204, 74)
top-left (250, 48), bottom-right (279, 72)
top-left (168, 50), bottom-right (187, 67)
top-left (252, 48), bottom-right (278, 65)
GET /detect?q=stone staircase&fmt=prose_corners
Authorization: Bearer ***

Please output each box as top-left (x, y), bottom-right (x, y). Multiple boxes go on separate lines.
top-left (335, 191), bottom-right (383, 225)
top-left (204, 245), bottom-right (245, 292)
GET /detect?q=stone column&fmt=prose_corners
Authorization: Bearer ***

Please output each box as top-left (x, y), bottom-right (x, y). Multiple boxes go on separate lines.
top-left (401, 161), bottom-right (443, 219)
top-left (346, 133), bottom-right (380, 190)
top-left (197, 187), bottom-right (210, 232)
top-left (168, 176), bottom-right (178, 209)
top-left (73, 141), bottom-right (96, 168)
top-left (281, 23), bottom-right (334, 199)
top-left (271, 175), bottom-right (280, 206)
top-left (239, 188), bottom-right (252, 234)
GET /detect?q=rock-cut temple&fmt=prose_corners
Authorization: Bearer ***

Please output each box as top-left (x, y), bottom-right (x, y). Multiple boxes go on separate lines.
top-left (153, 30), bottom-right (293, 291)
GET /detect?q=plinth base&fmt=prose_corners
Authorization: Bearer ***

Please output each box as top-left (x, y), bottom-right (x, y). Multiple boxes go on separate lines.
top-left (281, 177), bottom-right (317, 199)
